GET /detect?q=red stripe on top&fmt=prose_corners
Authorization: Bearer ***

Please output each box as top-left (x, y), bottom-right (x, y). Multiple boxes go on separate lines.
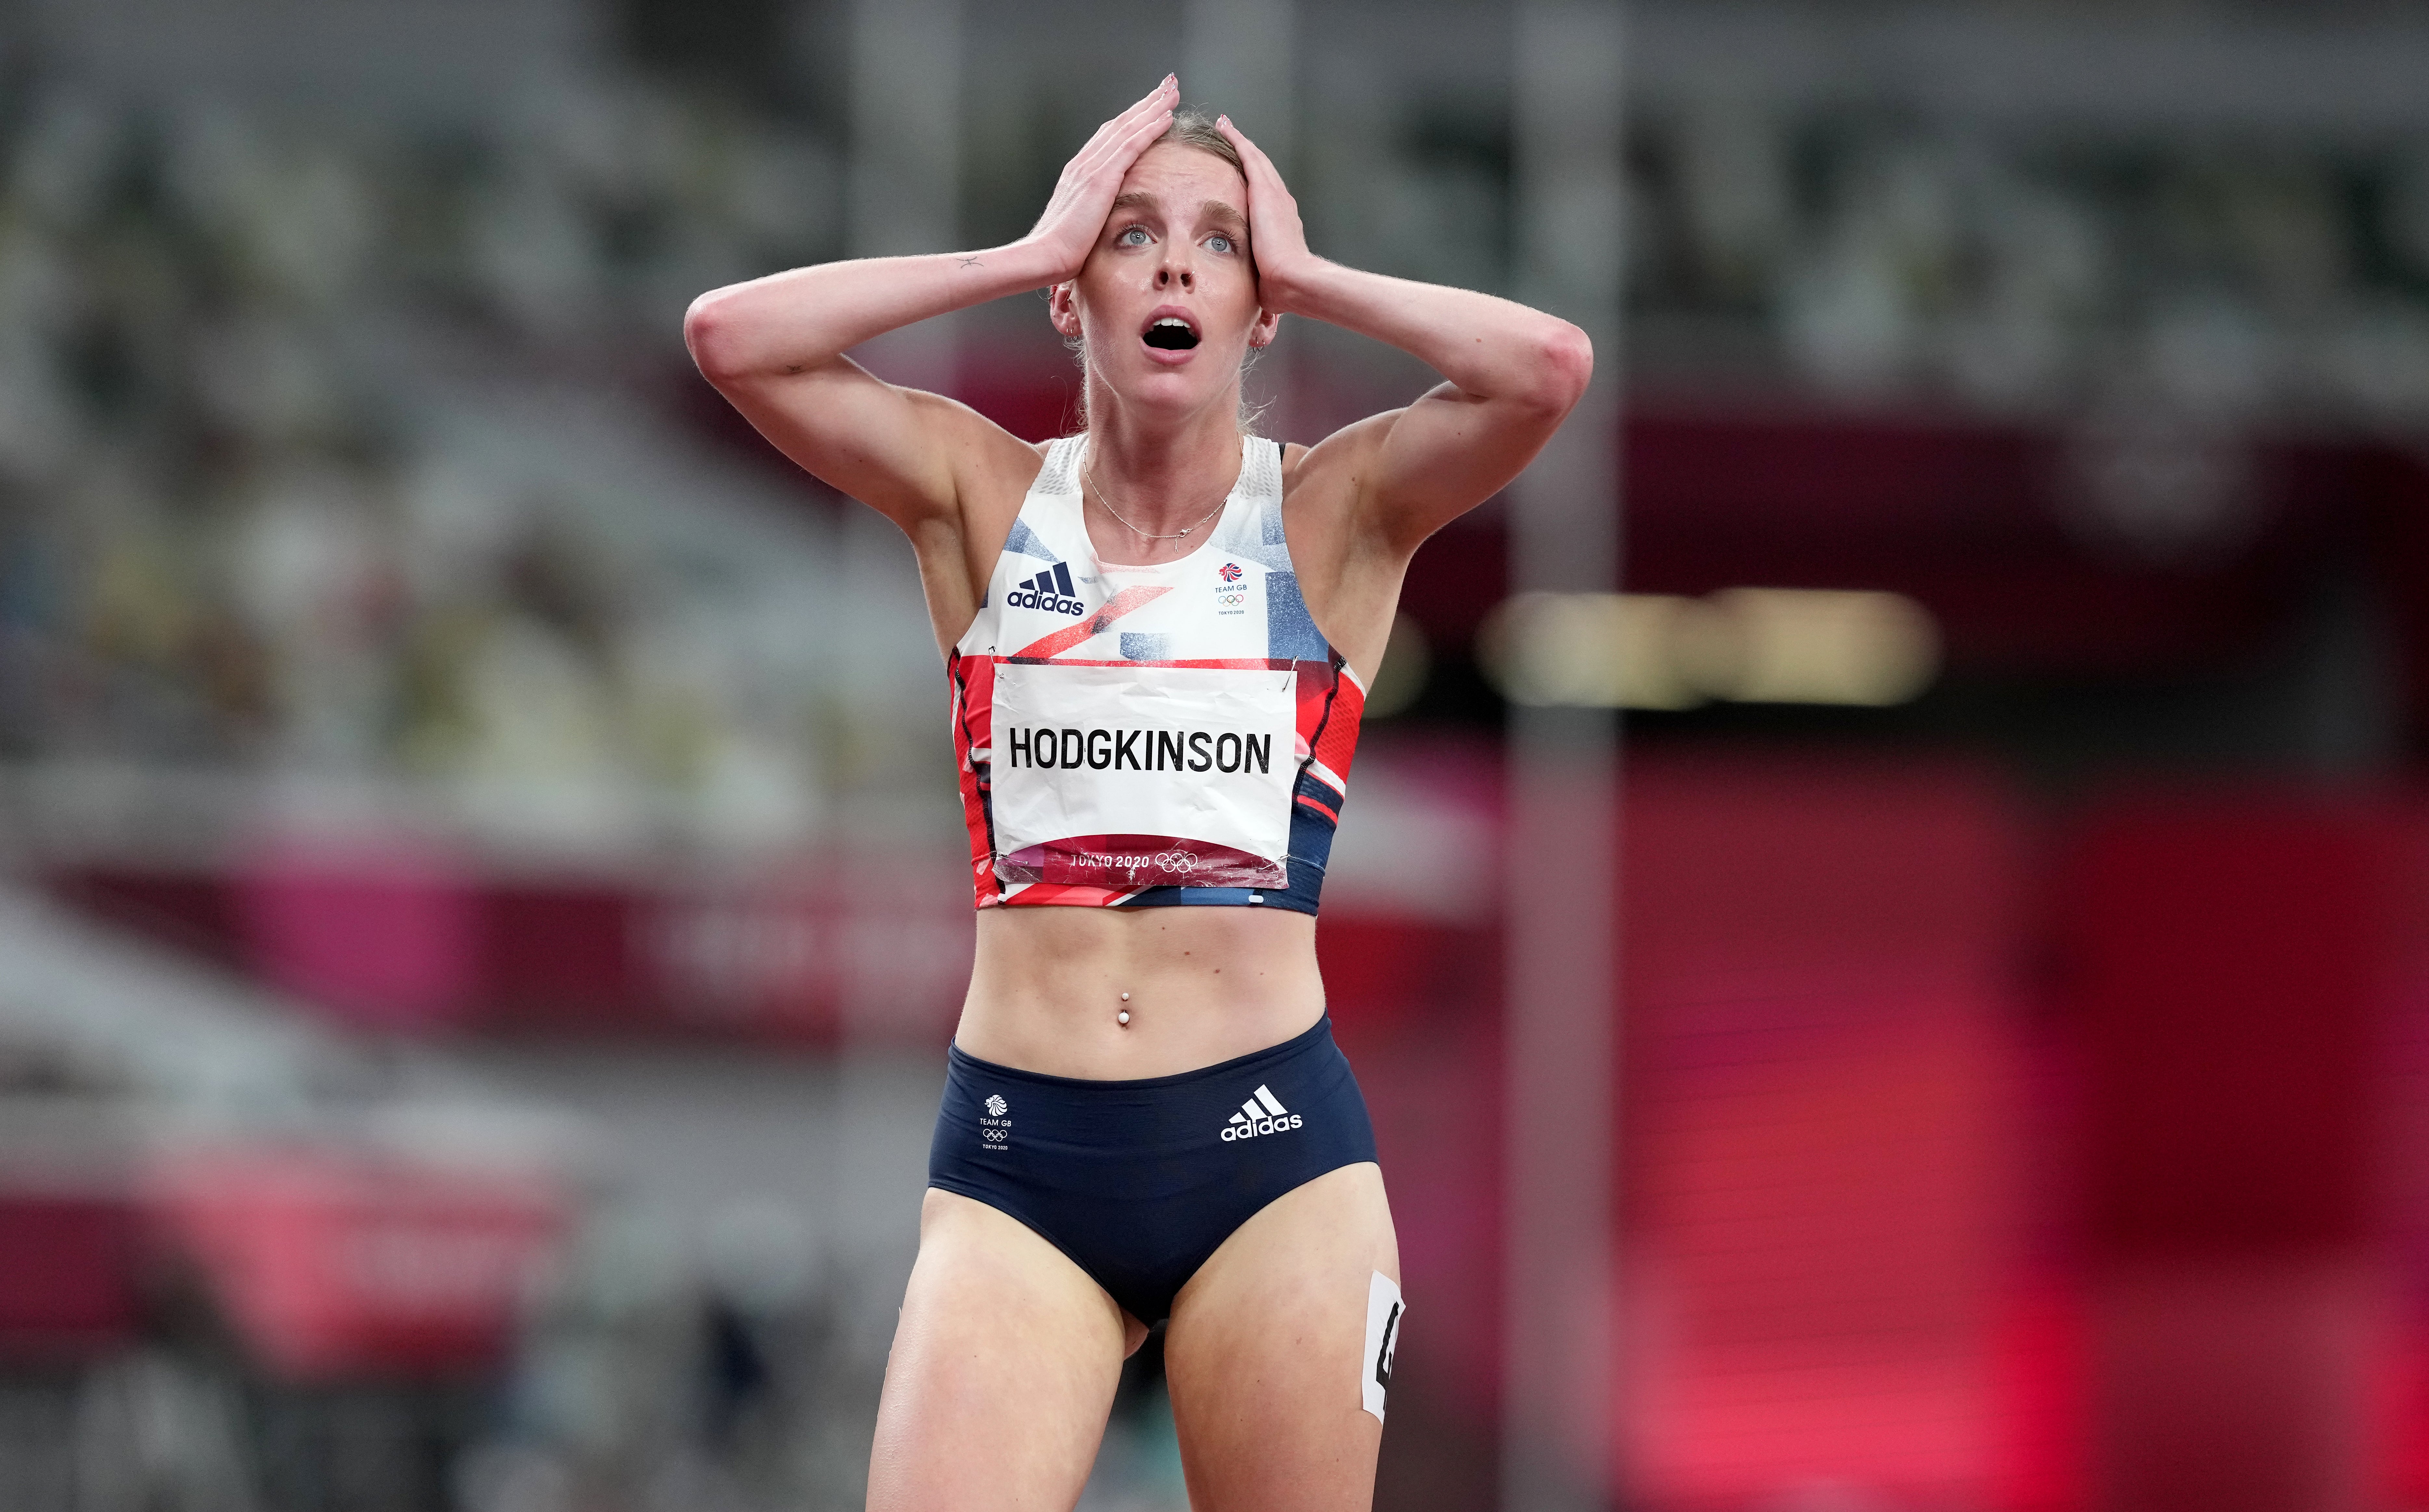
top-left (999, 881), bottom-right (1133, 908)
top-left (1311, 669), bottom-right (1365, 782)
top-left (950, 653), bottom-right (1000, 905)
top-left (1293, 660), bottom-right (1331, 744)
top-left (956, 654), bottom-right (997, 750)
top-left (1000, 656), bottom-right (1296, 670)
top-left (1011, 586), bottom-right (1172, 660)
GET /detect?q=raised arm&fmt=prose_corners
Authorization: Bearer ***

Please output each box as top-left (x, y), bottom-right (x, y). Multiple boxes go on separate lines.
top-left (1216, 118), bottom-right (1594, 554)
top-left (683, 79), bottom-right (1181, 530)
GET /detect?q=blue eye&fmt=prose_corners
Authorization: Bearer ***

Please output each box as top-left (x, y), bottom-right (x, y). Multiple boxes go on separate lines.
top-left (1118, 226), bottom-right (1150, 246)
top-left (1206, 234), bottom-right (1235, 254)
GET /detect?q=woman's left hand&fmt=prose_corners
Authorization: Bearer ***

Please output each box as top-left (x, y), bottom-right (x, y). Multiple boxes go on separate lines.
top-left (1217, 116), bottom-right (1320, 312)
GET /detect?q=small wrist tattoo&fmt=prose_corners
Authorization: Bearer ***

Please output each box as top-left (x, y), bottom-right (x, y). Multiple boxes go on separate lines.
top-left (958, 256), bottom-right (984, 270)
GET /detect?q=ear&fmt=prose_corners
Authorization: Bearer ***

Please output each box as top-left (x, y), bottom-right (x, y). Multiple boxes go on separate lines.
top-left (1248, 307), bottom-right (1281, 349)
top-left (1049, 282), bottom-right (1083, 340)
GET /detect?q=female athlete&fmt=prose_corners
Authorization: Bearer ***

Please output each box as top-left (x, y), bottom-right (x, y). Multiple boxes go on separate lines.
top-left (685, 74), bottom-right (1589, 1511)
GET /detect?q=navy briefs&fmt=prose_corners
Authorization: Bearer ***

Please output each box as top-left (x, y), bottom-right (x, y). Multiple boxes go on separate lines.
top-left (928, 1016), bottom-right (1378, 1325)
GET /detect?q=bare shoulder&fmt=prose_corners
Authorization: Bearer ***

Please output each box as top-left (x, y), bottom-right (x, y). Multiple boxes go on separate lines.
top-left (967, 435), bottom-right (1053, 548)
top-left (1280, 412), bottom-right (1396, 501)
top-left (874, 388), bottom-right (1048, 549)
top-left (893, 386), bottom-right (1052, 502)
top-left (964, 433), bottom-right (1053, 547)
top-left (1277, 410), bottom-right (1403, 553)
top-left (861, 396), bottom-right (1054, 655)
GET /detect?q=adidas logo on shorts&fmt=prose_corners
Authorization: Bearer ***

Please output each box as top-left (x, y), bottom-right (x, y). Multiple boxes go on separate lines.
top-left (1221, 1084), bottom-right (1304, 1142)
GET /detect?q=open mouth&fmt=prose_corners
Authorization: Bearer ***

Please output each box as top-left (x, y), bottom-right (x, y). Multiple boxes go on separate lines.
top-left (1143, 316), bottom-right (1201, 352)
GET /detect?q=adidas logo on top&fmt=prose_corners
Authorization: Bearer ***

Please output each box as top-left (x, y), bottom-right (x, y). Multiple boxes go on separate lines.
top-left (1221, 1084), bottom-right (1304, 1142)
top-left (1007, 561), bottom-right (1084, 616)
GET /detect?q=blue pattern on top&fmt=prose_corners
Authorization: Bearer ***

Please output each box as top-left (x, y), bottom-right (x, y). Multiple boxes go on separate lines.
top-left (1119, 632), bottom-right (1170, 662)
top-left (1263, 573), bottom-right (1328, 663)
top-left (1001, 518), bottom-right (1056, 561)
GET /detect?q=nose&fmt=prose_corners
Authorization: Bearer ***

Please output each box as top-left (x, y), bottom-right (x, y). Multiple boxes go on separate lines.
top-left (1155, 251), bottom-right (1195, 291)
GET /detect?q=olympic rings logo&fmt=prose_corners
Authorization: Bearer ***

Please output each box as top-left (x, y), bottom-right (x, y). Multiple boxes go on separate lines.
top-left (1076, 848), bottom-right (1204, 875)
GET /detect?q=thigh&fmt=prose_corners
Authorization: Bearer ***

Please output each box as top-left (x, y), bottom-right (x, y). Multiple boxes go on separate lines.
top-left (867, 1188), bottom-right (1137, 1512)
top-left (1162, 1163), bottom-right (1401, 1512)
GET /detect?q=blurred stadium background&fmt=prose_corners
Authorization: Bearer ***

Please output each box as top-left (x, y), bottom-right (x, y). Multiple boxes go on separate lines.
top-left (2, 1), bottom-right (2428, 1509)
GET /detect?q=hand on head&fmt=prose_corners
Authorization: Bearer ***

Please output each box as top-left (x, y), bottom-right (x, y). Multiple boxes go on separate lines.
top-left (1214, 116), bottom-right (1314, 319)
top-left (1027, 76), bottom-right (1180, 284)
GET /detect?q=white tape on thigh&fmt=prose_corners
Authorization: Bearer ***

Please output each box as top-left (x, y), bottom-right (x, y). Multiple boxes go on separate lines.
top-left (1362, 1271), bottom-right (1403, 1423)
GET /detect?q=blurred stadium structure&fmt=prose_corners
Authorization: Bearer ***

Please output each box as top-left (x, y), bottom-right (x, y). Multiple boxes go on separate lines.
top-left (2, 1), bottom-right (2429, 1510)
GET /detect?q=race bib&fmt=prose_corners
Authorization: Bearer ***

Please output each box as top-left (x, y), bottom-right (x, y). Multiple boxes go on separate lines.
top-left (989, 661), bottom-right (1297, 890)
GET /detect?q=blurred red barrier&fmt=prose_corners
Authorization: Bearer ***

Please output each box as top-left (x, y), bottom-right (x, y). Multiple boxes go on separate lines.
top-left (2059, 792), bottom-right (2429, 1512)
top-left (1318, 915), bottom-right (1494, 1039)
top-left (47, 854), bottom-right (975, 1046)
top-left (2066, 798), bottom-right (2424, 1256)
top-left (146, 1147), bottom-right (571, 1383)
top-left (1996, 1273), bottom-right (2092, 1512)
top-left (0, 1189), bottom-right (142, 1358)
top-left (239, 839), bottom-right (482, 1034)
top-left (1619, 757), bottom-right (2031, 1511)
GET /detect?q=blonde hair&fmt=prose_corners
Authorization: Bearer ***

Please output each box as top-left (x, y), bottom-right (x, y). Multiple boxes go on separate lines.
top-left (1063, 108), bottom-right (1266, 434)
top-left (1160, 108), bottom-right (1246, 179)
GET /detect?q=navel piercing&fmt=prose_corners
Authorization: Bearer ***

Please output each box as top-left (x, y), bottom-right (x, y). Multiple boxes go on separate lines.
top-left (1118, 991), bottom-right (1132, 1027)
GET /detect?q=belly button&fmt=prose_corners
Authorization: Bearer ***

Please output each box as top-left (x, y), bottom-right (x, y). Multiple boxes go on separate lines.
top-left (1118, 991), bottom-right (1131, 1027)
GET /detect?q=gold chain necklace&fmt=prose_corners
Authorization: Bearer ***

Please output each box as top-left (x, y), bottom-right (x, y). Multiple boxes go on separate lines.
top-left (1086, 464), bottom-right (1229, 541)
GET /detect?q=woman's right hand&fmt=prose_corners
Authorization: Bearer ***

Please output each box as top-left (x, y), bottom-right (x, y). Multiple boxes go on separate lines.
top-left (1022, 76), bottom-right (1179, 284)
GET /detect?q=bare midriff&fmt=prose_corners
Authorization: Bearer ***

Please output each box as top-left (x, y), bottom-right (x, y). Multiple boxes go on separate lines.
top-left (956, 905), bottom-right (1326, 1080)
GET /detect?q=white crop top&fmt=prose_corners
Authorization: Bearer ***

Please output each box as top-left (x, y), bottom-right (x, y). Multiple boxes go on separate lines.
top-left (948, 434), bottom-right (1364, 913)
